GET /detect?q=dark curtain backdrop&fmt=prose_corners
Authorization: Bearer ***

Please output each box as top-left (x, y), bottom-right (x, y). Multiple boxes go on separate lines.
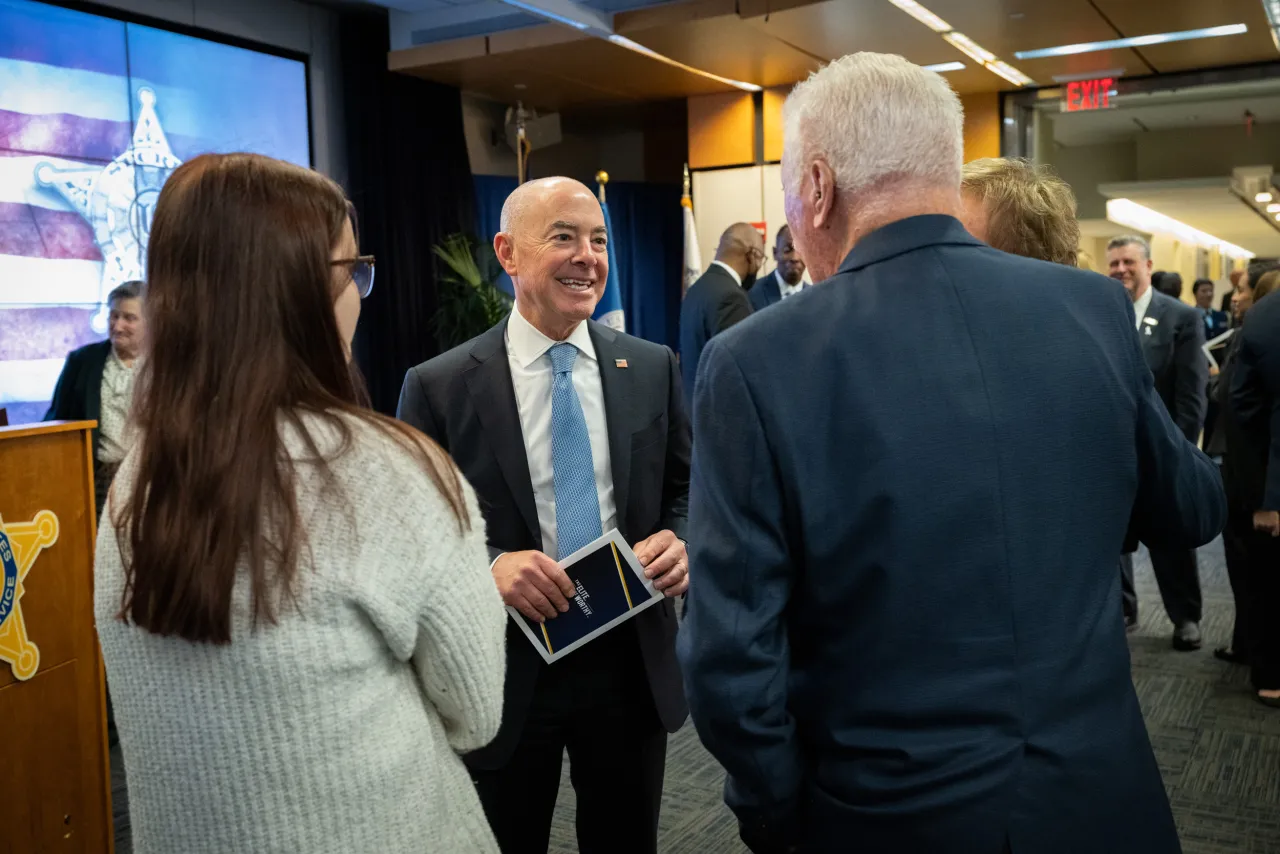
top-left (339, 11), bottom-right (475, 415)
top-left (472, 175), bottom-right (682, 352)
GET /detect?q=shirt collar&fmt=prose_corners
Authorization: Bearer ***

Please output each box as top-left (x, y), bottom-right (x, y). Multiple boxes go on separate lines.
top-left (779, 272), bottom-right (805, 296)
top-left (1133, 283), bottom-right (1155, 324)
top-left (711, 260), bottom-right (743, 288)
top-left (507, 305), bottom-right (597, 370)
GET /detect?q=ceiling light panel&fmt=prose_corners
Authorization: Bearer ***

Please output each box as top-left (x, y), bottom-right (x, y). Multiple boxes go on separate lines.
top-left (1107, 199), bottom-right (1254, 260)
top-left (886, 0), bottom-right (951, 32)
top-left (885, 2), bottom-right (1034, 87)
top-left (1015, 24), bottom-right (1248, 60)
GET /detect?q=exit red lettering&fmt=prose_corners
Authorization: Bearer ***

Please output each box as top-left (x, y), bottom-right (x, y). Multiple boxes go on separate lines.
top-left (1064, 77), bottom-right (1114, 111)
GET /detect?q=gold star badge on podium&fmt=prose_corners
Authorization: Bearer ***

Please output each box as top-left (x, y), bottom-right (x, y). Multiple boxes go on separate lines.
top-left (0, 510), bottom-right (60, 681)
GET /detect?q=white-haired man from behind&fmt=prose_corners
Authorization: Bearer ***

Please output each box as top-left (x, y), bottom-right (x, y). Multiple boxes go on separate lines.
top-left (678, 53), bottom-right (1224, 854)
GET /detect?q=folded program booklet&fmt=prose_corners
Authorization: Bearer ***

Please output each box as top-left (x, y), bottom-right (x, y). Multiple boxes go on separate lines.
top-left (509, 528), bottom-right (663, 664)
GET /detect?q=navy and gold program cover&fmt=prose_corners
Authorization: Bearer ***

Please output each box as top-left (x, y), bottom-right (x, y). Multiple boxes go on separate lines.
top-left (510, 529), bottom-right (662, 664)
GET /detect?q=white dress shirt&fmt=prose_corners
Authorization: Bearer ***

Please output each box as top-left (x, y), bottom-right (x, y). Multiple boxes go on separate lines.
top-left (98, 349), bottom-right (137, 464)
top-left (1133, 283), bottom-right (1155, 331)
top-left (505, 306), bottom-right (617, 559)
top-left (710, 260), bottom-right (743, 288)
top-left (778, 273), bottom-right (805, 300)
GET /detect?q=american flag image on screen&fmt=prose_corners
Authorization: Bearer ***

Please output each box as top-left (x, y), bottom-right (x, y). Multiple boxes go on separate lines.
top-left (0, 0), bottom-right (310, 425)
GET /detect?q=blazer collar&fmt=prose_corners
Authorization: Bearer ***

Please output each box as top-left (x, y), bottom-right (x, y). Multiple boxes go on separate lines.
top-left (465, 317), bottom-right (541, 546)
top-left (587, 322), bottom-right (632, 533)
top-left (838, 214), bottom-right (983, 274)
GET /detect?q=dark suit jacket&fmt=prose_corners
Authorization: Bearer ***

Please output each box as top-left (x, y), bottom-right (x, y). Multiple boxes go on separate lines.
top-left (398, 317), bottom-right (691, 769)
top-left (1139, 290), bottom-right (1208, 443)
top-left (1231, 294), bottom-right (1280, 511)
top-left (679, 263), bottom-right (751, 412)
top-left (43, 340), bottom-right (110, 458)
top-left (1202, 307), bottom-right (1230, 341)
top-left (748, 271), bottom-right (782, 311)
top-left (680, 215), bottom-right (1225, 853)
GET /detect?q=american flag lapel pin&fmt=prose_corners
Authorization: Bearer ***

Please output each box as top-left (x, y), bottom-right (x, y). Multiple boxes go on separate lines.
top-left (615, 358), bottom-right (629, 369)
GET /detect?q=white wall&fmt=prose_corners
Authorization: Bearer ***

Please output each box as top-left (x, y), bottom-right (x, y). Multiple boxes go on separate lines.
top-left (691, 164), bottom-right (799, 278)
top-left (87, 0), bottom-right (347, 186)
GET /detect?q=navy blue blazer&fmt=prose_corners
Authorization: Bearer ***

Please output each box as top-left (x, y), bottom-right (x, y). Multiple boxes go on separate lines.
top-left (1201, 307), bottom-right (1230, 341)
top-left (679, 263), bottom-right (751, 412)
top-left (1231, 293), bottom-right (1280, 511)
top-left (679, 215), bottom-right (1225, 854)
top-left (748, 271), bottom-right (782, 311)
top-left (43, 340), bottom-right (110, 460)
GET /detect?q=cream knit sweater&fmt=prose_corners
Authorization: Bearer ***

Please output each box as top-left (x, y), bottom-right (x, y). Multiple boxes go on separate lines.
top-left (95, 414), bottom-right (506, 853)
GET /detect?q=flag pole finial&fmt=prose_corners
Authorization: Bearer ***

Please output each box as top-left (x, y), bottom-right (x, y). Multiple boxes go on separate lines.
top-left (682, 163), bottom-right (691, 198)
top-left (595, 170), bottom-right (609, 203)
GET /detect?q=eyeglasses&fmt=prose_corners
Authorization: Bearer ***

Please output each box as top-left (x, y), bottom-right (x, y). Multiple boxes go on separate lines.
top-left (331, 255), bottom-right (376, 298)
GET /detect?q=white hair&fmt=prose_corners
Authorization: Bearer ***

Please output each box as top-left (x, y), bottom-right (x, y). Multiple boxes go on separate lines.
top-left (782, 52), bottom-right (964, 197)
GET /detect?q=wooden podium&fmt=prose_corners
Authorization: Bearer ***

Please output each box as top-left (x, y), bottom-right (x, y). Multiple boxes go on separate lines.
top-left (0, 422), bottom-right (113, 853)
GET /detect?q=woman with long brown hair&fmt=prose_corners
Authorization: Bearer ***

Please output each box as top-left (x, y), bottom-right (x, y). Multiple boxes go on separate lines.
top-left (96, 153), bottom-right (506, 852)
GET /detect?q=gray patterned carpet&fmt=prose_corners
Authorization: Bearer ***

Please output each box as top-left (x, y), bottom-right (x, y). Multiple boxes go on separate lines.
top-left (110, 538), bottom-right (1280, 853)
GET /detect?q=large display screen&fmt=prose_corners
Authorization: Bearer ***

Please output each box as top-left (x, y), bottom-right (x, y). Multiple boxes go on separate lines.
top-left (0, 0), bottom-right (310, 424)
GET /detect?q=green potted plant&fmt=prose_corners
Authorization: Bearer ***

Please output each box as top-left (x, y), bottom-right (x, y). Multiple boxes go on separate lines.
top-left (431, 233), bottom-right (513, 351)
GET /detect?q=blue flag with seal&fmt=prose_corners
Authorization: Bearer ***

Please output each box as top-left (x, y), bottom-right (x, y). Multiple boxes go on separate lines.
top-left (593, 200), bottom-right (625, 331)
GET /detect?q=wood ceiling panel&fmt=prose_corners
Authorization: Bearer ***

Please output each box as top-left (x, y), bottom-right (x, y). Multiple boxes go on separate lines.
top-left (1135, 33), bottom-right (1280, 73)
top-left (927, 0), bottom-right (1116, 53)
top-left (739, 0), bottom-right (946, 63)
top-left (398, 36), bottom-right (743, 111)
top-left (390, 0), bottom-right (1280, 112)
top-left (1090, 0), bottom-right (1268, 36)
top-left (623, 16), bottom-right (822, 87)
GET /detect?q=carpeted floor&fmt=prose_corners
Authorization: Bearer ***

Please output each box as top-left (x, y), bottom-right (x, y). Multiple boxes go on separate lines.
top-left (110, 538), bottom-right (1280, 853)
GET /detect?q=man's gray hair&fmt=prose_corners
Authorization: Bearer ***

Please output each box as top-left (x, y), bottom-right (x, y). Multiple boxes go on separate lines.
top-left (1106, 235), bottom-right (1150, 260)
top-left (782, 52), bottom-right (964, 196)
top-left (107, 280), bottom-right (144, 306)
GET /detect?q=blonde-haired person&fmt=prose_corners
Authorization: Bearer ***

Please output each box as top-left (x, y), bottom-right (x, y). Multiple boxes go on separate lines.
top-left (959, 157), bottom-right (1080, 266)
top-left (96, 153), bottom-right (507, 853)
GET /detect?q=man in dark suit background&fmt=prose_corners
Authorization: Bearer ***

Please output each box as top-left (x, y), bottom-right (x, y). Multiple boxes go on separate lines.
top-left (1109, 236), bottom-right (1209, 649)
top-left (398, 177), bottom-right (691, 854)
top-left (679, 222), bottom-right (761, 410)
top-left (679, 52), bottom-right (1225, 854)
top-left (749, 224), bottom-right (807, 311)
top-left (44, 279), bottom-right (145, 520)
top-left (1194, 277), bottom-right (1231, 341)
top-left (1229, 282), bottom-right (1280, 706)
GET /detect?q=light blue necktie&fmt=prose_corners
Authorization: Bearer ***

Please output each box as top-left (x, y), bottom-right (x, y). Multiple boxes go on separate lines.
top-left (549, 342), bottom-right (602, 559)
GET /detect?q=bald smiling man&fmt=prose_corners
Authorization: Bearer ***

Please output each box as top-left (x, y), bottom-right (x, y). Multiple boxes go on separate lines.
top-left (397, 177), bottom-right (692, 854)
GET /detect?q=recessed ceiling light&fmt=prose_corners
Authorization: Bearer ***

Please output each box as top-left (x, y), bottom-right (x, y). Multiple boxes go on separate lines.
top-left (1267, 203), bottom-right (1280, 213)
top-left (514, 83), bottom-right (527, 90)
top-left (1015, 24), bottom-right (1248, 59)
top-left (985, 59), bottom-right (1035, 86)
top-left (886, 0), bottom-right (951, 33)
top-left (922, 61), bottom-right (965, 72)
top-left (944, 32), bottom-right (996, 64)
top-left (886, 2), bottom-right (1034, 87)
top-left (1257, 192), bottom-right (1274, 203)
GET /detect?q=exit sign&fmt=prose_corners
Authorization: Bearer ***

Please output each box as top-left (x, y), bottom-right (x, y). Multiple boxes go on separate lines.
top-left (1063, 77), bottom-right (1115, 111)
